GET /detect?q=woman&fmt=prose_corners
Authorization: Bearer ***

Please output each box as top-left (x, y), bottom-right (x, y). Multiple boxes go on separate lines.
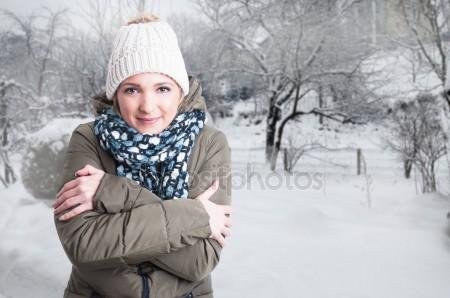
top-left (53, 14), bottom-right (232, 298)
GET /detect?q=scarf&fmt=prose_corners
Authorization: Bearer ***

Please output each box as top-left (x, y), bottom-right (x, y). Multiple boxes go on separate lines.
top-left (93, 107), bottom-right (206, 199)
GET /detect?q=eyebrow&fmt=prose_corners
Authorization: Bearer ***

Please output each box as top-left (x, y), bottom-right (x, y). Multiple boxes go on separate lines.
top-left (121, 81), bottom-right (175, 88)
top-left (121, 82), bottom-right (138, 87)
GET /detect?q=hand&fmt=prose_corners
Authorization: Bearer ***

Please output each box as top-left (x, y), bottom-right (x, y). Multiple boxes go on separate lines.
top-left (53, 164), bottom-right (105, 221)
top-left (195, 179), bottom-right (233, 247)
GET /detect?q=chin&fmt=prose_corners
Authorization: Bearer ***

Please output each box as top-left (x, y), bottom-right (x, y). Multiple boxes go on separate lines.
top-left (133, 118), bottom-right (166, 135)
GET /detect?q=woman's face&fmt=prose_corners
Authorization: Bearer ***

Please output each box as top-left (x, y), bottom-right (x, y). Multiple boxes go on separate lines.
top-left (116, 72), bottom-right (183, 134)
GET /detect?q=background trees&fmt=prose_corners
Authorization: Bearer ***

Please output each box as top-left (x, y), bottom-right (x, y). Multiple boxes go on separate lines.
top-left (395, 0), bottom-right (450, 189)
top-left (0, 0), bottom-right (448, 194)
top-left (195, 0), bottom-right (380, 169)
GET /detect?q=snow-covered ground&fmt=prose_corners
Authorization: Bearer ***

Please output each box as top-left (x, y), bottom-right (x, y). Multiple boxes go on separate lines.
top-left (214, 174), bottom-right (450, 298)
top-left (0, 183), bottom-right (70, 298)
top-left (1, 109), bottom-right (449, 298)
top-left (212, 108), bottom-right (450, 298)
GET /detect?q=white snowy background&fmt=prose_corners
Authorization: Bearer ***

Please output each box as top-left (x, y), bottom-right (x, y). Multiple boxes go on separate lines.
top-left (1, 0), bottom-right (450, 298)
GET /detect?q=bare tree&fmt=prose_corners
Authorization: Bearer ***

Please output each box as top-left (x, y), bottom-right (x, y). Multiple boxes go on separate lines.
top-left (397, 0), bottom-right (450, 188)
top-left (196, 0), bottom-right (376, 169)
top-left (386, 93), bottom-right (446, 193)
top-left (0, 77), bottom-right (44, 187)
top-left (2, 8), bottom-right (68, 97)
top-left (283, 133), bottom-right (323, 173)
top-left (398, 0), bottom-right (449, 93)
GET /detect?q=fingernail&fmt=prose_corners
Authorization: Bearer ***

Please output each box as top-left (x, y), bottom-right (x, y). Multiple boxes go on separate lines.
top-left (58, 216), bottom-right (64, 221)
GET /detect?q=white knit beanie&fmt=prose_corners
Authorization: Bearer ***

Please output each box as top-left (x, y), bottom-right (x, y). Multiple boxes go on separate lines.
top-left (105, 17), bottom-right (189, 100)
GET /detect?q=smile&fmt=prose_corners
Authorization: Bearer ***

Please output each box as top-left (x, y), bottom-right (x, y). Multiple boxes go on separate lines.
top-left (137, 116), bottom-right (161, 124)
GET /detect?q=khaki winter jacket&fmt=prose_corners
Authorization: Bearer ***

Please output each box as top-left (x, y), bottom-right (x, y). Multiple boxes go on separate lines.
top-left (54, 77), bottom-right (231, 298)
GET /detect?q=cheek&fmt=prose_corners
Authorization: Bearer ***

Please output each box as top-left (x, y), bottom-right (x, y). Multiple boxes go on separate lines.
top-left (161, 95), bottom-right (182, 116)
top-left (117, 96), bottom-right (137, 119)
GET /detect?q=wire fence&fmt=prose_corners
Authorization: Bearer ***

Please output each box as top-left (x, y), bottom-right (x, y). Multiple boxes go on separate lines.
top-left (230, 146), bottom-right (450, 196)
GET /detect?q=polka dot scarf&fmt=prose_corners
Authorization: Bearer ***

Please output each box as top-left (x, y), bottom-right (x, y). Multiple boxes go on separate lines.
top-left (93, 107), bottom-right (206, 200)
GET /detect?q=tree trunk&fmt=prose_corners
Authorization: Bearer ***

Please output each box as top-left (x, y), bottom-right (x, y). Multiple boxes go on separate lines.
top-left (419, 160), bottom-right (437, 193)
top-left (4, 159), bottom-right (16, 185)
top-left (318, 85), bottom-right (324, 125)
top-left (0, 171), bottom-right (6, 187)
top-left (404, 159), bottom-right (413, 179)
top-left (430, 161), bottom-right (436, 192)
top-left (0, 150), bottom-right (16, 187)
top-left (270, 138), bottom-right (281, 171)
top-left (283, 148), bottom-right (290, 173)
top-left (265, 101), bottom-right (281, 163)
top-left (0, 121), bottom-right (16, 187)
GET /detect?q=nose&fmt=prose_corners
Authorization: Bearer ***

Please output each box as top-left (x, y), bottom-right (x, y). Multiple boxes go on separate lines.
top-left (139, 92), bottom-right (156, 114)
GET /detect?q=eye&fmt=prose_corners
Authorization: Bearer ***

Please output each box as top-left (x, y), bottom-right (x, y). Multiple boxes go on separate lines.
top-left (157, 86), bottom-right (171, 93)
top-left (123, 87), bottom-right (138, 94)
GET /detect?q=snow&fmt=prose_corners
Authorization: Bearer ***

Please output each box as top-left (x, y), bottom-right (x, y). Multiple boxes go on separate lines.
top-left (211, 105), bottom-right (450, 298)
top-left (28, 117), bottom-right (94, 143)
top-left (0, 183), bottom-right (70, 298)
top-left (1, 112), bottom-right (449, 298)
top-left (213, 173), bottom-right (450, 298)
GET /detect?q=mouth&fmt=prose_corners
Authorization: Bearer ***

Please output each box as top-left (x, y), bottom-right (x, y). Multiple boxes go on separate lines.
top-left (137, 116), bottom-right (161, 125)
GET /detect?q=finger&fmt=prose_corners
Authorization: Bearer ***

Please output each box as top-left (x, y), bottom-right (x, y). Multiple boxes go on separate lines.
top-left (197, 180), bottom-right (219, 201)
top-left (221, 227), bottom-right (231, 238)
top-left (53, 187), bottom-right (80, 209)
top-left (54, 195), bottom-right (83, 215)
top-left (212, 178), bottom-right (219, 190)
top-left (204, 179), bottom-right (220, 198)
top-left (54, 179), bottom-right (80, 205)
top-left (58, 203), bottom-right (90, 221)
top-left (75, 164), bottom-right (96, 177)
top-left (214, 233), bottom-right (225, 247)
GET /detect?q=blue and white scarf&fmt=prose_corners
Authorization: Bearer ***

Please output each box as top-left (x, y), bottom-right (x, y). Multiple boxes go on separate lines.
top-left (93, 107), bottom-right (206, 199)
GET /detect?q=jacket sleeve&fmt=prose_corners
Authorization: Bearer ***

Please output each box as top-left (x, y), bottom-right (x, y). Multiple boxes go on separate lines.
top-left (54, 124), bottom-right (212, 270)
top-left (93, 129), bottom-right (232, 281)
top-left (149, 130), bottom-right (231, 282)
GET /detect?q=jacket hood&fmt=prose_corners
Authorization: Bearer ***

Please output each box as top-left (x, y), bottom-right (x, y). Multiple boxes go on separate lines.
top-left (92, 76), bottom-right (207, 116)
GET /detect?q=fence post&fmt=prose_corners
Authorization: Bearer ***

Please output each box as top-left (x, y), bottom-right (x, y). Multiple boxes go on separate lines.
top-left (357, 148), bottom-right (362, 175)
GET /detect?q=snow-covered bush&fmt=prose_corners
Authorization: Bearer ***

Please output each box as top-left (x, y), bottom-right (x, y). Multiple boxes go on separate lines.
top-left (21, 136), bottom-right (69, 199)
top-left (19, 118), bottom-right (84, 200)
top-left (283, 134), bottom-right (323, 173)
top-left (386, 93), bottom-right (447, 193)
